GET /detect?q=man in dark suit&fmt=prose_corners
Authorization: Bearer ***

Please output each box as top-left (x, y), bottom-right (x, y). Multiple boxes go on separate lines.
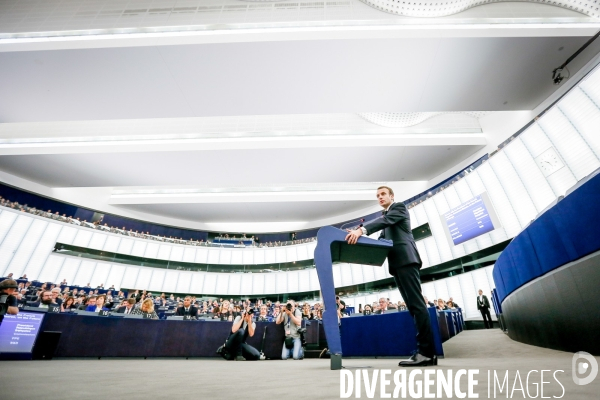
top-left (115, 298), bottom-right (136, 314)
top-left (175, 296), bottom-right (199, 319)
top-left (346, 186), bottom-right (435, 367)
top-left (477, 289), bottom-right (493, 329)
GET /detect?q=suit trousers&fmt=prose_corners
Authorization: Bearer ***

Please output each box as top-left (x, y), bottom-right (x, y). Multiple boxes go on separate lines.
top-left (390, 263), bottom-right (434, 358)
top-left (480, 308), bottom-right (493, 329)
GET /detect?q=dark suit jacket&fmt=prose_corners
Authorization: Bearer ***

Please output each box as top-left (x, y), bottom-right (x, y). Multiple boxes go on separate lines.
top-left (115, 306), bottom-right (135, 314)
top-left (175, 306), bottom-right (198, 318)
top-left (363, 202), bottom-right (422, 272)
top-left (477, 295), bottom-right (490, 310)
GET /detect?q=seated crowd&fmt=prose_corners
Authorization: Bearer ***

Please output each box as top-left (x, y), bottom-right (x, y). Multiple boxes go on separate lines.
top-left (0, 196), bottom-right (316, 248)
top-left (2, 271), bottom-right (461, 323)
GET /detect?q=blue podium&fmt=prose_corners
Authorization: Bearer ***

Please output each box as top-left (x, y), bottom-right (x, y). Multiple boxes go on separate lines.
top-left (314, 226), bottom-right (393, 369)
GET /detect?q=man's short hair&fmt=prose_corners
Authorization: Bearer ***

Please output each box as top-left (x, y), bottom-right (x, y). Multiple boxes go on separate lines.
top-left (184, 296), bottom-right (192, 301)
top-left (0, 279), bottom-right (18, 289)
top-left (377, 186), bottom-right (394, 196)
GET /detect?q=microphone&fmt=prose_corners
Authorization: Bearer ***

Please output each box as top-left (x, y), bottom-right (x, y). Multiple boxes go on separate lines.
top-left (340, 218), bottom-right (365, 231)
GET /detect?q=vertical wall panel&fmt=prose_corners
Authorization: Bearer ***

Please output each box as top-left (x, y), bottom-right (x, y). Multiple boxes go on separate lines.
top-left (332, 264), bottom-right (342, 288)
top-left (189, 272), bottom-right (204, 294)
top-left (489, 152), bottom-right (538, 227)
top-left (296, 245), bottom-right (308, 261)
top-left (73, 260), bottom-right (96, 287)
top-left (117, 238), bottom-right (134, 255)
top-left (207, 249), bottom-right (220, 264)
top-left (240, 274), bottom-right (253, 295)
top-left (219, 250), bottom-right (232, 265)
top-left (0, 215), bottom-right (33, 276)
top-left (559, 88), bottom-right (600, 158)
top-left (58, 257), bottom-right (82, 286)
top-left (139, 243), bottom-right (158, 261)
top-left (458, 273), bottom-right (479, 318)
top-left (539, 108), bottom-right (599, 180)
top-left (433, 281), bottom-right (449, 302)
top-left (231, 250), bottom-right (243, 265)
top-left (0, 210), bottom-right (17, 246)
top-left (120, 266), bottom-right (140, 289)
top-left (56, 225), bottom-right (77, 244)
top-left (24, 222), bottom-right (62, 280)
top-left (202, 273), bottom-right (217, 294)
top-left (162, 270), bottom-right (179, 293)
top-left (252, 274), bottom-right (265, 295)
top-left (8, 218), bottom-right (47, 277)
top-left (264, 273), bottom-right (276, 294)
top-left (130, 240), bottom-right (147, 257)
top-left (38, 255), bottom-right (66, 283)
top-left (157, 244), bottom-right (173, 260)
top-left (286, 247), bottom-right (298, 262)
top-left (182, 247), bottom-right (196, 263)
top-left (90, 262), bottom-right (111, 288)
top-left (253, 249), bottom-right (265, 265)
top-left (242, 250), bottom-right (253, 265)
top-left (194, 247), bottom-right (209, 264)
top-left (176, 271), bottom-right (192, 293)
top-left (504, 139), bottom-right (556, 213)
top-left (275, 272), bottom-right (287, 294)
top-left (340, 265), bottom-right (353, 287)
top-left (228, 273), bottom-right (242, 295)
top-left (148, 269), bottom-right (166, 292)
top-left (476, 163), bottom-right (517, 240)
top-left (275, 248), bottom-right (286, 263)
top-left (88, 232), bottom-right (107, 250)
top-left (350, 264), bottom-right (364, 285)
top-left (298, 270), bottom-right (311, 293)
top-left (215, 273), bottom-right (230, 294)
top-left (72, 229), bottom-right (93, 248)
top-left (287, 271), bottom-right (299, 293)
top-left (106, 264), bottom-right (125, 290)
top-left (169, 246), bottom-right (184, 262)
top-left (135, 268), bottom-right (153, 290)
top-left (102, 235), bottom-right (121, 253)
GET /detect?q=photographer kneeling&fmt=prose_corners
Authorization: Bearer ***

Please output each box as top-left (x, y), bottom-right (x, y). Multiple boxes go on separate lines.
top-left (276, 300), bottom-right (304, 360)
top-left (217, 309), bottom-right (261, 361)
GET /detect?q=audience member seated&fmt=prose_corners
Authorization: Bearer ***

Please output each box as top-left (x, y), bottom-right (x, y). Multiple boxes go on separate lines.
top-left (436, 299), bottom-right (449, 311)
top-left (362, 304), bottom-right (373, 315)
top-left (19, 274), bottom-right (28, 280)
top-left (175, 296), bottom-right (199, 319)
top-left (115, 298), bottom-right (136, 314)
top-left (301, 303), bottom-right (313, 320)
top-left (51, 288), bottom-right (63, 306)
top-left (86, 295), bottom-right (109, 312)
top-left (374, 298), bottom-right (391, 314)
top-left (131, 298), bottom-right (158, 319)
top-left (256, 305), bottom-right (271, 322)
top-left (448, 297), bottom-right (460, 309)
top-left (215, 300), bottom-right (233, 321)
top-left (78, 296), bottom-right (95, 310)
top-left (61, 296), bottom-right (76, 312)
top-left (29, 290), bottom-right (56, 308)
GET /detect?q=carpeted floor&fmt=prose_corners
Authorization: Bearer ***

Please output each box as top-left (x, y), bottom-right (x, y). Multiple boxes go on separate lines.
top-left (1, 329), bottom-right (598, 399)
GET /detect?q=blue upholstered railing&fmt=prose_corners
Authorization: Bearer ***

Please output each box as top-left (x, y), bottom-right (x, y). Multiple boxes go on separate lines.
top-left (492, 169), bottom-right (600, 303)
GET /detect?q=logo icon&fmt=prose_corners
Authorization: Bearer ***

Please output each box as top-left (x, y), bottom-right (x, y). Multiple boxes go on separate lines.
top-left (572, 351), bottom-right (598, 386)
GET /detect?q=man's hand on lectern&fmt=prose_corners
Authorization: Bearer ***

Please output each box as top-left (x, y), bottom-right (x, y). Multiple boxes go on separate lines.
top-left (345, 228), bottom-right (363, 245)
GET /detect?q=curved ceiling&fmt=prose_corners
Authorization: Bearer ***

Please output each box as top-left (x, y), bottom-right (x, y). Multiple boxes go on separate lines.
top-left (0, 0), bottom-right (599, 233)
top-left (359, 0), bottom-right (599, 18)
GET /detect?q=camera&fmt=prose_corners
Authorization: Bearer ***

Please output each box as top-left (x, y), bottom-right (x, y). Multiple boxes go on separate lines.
top-left (0, 295), bottom-right (9, 316)
top-left (243, 308), bottom-right (255, 316)
top-left (286, 303), bottom-right (292, 311)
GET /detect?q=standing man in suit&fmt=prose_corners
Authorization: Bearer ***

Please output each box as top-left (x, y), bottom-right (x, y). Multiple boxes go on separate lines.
top-left (346, 186), bottom-right (435, 367)
top-left (477, 289), bottom-right (493, 329)
top-left (176, 296), bottom-right (198, 319)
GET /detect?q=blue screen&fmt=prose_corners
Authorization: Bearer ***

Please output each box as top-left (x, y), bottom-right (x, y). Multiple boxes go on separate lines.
top-left (443, 194), bottom-right (495, 245)
top-left (0, 312), bottom-right (45, 353)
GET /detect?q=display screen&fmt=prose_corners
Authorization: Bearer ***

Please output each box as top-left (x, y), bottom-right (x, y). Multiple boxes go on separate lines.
top-left (0, 312), bottom-right (44, 353)
top-left (440, 192), bottom-right (501, 246)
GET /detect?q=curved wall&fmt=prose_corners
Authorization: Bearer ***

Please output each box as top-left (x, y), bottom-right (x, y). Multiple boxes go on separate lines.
top-left (492, 170), bottom-right (600, 353)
